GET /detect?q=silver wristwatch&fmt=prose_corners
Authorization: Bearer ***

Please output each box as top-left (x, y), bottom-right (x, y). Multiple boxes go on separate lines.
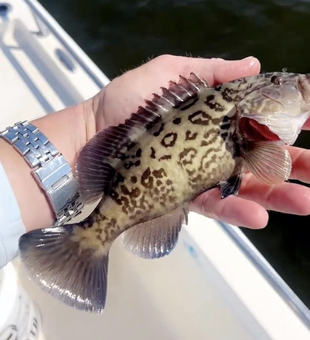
top-left (0, 120), bottom-right (84, 227)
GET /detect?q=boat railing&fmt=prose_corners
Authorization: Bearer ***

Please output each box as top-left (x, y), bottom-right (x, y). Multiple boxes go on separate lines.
top-left (24, 0), bottom-right (110, 89)
top-left (219, 221), bottom-right (310, 329)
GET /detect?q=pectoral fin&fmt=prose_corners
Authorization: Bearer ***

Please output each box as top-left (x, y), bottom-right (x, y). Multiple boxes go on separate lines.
top-left (242, 141), bottom-right (292, 185)
top-left (121, 206), bottom-right (188, 259)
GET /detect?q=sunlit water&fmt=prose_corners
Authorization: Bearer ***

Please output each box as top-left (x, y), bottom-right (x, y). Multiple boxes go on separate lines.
top-left (41, 0), bottom-right (310, 307)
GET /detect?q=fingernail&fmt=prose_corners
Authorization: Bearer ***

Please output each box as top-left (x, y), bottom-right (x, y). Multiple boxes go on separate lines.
top-left (242, 56), bottom-right (256, 67)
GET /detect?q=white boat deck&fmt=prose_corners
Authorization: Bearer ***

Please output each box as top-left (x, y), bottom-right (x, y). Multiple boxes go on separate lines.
top-left (0, 11), bottom-right (102, 127)
top-left (1, 0), bottom-right (310, 339)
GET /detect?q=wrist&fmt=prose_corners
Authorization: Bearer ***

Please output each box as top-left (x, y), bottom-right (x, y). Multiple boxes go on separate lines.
top-left (32, 98), bottom-right (96, 168)
top-left (0, 98), bottom-right (96, 232)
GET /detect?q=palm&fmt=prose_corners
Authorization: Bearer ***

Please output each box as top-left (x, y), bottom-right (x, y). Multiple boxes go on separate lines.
top-left (191, 145), bottom-right (310, 229)
top-left (93, 55), bottom-right (310, 229)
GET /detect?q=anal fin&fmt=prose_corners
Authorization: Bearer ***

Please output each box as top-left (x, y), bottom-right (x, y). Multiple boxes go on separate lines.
top-left (19, 225), bottom-right (109, 313)
top-left (121, 206), bottom-right (188, 259)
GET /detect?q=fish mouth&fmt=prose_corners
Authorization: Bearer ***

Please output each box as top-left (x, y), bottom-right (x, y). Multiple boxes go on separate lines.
top-left (239, 118), bottom-right (281, 143)
top-left (240, 112), bottom-right (310, 146)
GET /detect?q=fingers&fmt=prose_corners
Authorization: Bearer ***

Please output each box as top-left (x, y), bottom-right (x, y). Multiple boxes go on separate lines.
top-left (190, 187), bottom-right (269, 229)
top-left (302, 119), bottom-right (310, 130)
top-left (154, 55), bottom-right (261, 86)
top-left (190, 148), bottom-right (310, 229)
top-left (239, 175), bottom-right (310, 216)
top-left (286, 146), bottom-right (310, 184)
top-left (211, 57), bottom-right (261, 85)
top-left (190, 175), bottom-right (310, 231)
top-left (102, 54), bottom-right (261, 127)
top-left (236, 145), bottom-right (310, 216)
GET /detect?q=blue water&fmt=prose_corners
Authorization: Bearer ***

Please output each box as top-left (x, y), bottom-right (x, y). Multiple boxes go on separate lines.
top-left (41, 0), bottom-right (310, 307)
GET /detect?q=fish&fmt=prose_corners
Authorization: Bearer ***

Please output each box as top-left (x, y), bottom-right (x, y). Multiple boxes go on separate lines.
top-left (19, 71), bottom-right (310, 313)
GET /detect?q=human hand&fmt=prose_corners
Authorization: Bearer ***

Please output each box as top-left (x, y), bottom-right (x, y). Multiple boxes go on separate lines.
top-left (86, 55), bottom-right (310, 229)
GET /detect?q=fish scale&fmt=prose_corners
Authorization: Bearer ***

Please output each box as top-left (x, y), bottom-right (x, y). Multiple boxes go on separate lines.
top-left (18, 71), bottom-right (310, 313)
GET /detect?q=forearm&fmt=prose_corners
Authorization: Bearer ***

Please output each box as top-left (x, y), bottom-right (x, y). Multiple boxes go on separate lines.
top-left (0, 99), bottom-right (96, 232)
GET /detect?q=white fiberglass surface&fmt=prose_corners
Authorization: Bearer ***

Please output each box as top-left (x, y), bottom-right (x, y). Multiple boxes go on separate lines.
top-left (0, 1), bottom-right (309, 339)
top-left (15, 228), bottom-right (256, 340)
top-left (0, 16), bottom-right (99, 130)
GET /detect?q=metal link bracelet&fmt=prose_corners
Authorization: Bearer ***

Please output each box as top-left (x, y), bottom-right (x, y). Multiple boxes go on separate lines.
top-left (0, 120), bottom-right (84, 227)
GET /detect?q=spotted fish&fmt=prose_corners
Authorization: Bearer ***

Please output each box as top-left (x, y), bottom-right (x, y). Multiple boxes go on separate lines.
top-left (19, 72), bottom-right (310, 313)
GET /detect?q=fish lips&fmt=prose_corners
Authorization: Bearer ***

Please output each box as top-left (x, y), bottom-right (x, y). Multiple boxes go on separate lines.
top-left (240, 111), bottom-right (310, 146)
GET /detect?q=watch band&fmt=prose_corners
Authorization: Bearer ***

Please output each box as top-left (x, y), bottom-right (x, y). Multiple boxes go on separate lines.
top-left (0, 120), bottom-right (84, 227)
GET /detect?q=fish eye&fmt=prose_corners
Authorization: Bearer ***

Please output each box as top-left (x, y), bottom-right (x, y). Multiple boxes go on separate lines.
top-left (271, 75), bottom-right (284, 85)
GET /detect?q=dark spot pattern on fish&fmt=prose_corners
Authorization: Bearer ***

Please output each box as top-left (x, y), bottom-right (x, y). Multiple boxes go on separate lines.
top-left (185, 130), bottom-right (198, 141)
top-left (172, 117), bottom-right (181, 125)
top-left (220, 132), bottom-right (229, 140)
top-left (179, 96), bottom-right (199, 111)
top-left (205, 95), bottom-right (225, 112)
top-left (135, 148), bottom-right (142, 158)
top-left (234, 95), bottom-right (243, 102)
top-left (199, 151), bottom-right (218, 170)
top-left (179, 148), bottom-right (197, 166)
top-left (127, 142), bottom-right (136, 151)
top-left (124, 160), bottom-right (141, 170)
top-left (112, 172), bottom-right (125, 187)
top-left (200, 128), bottom-right (220, 146)
top-left (153, 168), bottom-right (167, 179)
top-left (222, 87), bottom-right (240, 102)
top-left (120, 197), bottom-right (130, 213)
top-left (220, 123), bottom-right (231, 130)
top-left (202, 150), bottom-right (229, 174)
top-left (110, 190), bottom-right (120, 201)
top-left (150, 147), bottom-right (156, 159)
top-left (130, 187), bottom-right (141, 198)
top-left (116, 164), bottom-right (177, 214)
top-left (222, 116), bottom-right (230, 123)
top-left (161, 132), bottom-right (177, 147)
top-left (168, 196), bottom-right (176, 203)
top-left (113, 152), bottom-right (130, 161)
top-left (153, 123), bottom-right (165, 137)
top-left (188, 110), bottom-right (212, 125)
top-left (159, 155), bottom-right (172, 161)
top-left (125, 192), bottom-right (155, 219)
top-left (120, 184), bottom-right (141, 198)
top-left (105, 218), bottom-right (122, 241)
top-left (141, 167), bottom-right (153, 188)
top-left (188, 110), bottom-right (223, 126)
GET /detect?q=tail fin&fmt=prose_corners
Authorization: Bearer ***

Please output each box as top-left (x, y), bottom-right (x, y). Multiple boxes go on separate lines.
top-left (19, 224), bottom-right (109, 313)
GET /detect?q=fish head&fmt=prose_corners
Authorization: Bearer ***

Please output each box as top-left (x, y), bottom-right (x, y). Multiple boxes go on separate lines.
top-left (237, 72), bottom-right (310, 145)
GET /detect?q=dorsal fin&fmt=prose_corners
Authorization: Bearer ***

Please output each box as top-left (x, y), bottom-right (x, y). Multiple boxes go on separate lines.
top-left (75, 73), bottom-right (209, 204)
